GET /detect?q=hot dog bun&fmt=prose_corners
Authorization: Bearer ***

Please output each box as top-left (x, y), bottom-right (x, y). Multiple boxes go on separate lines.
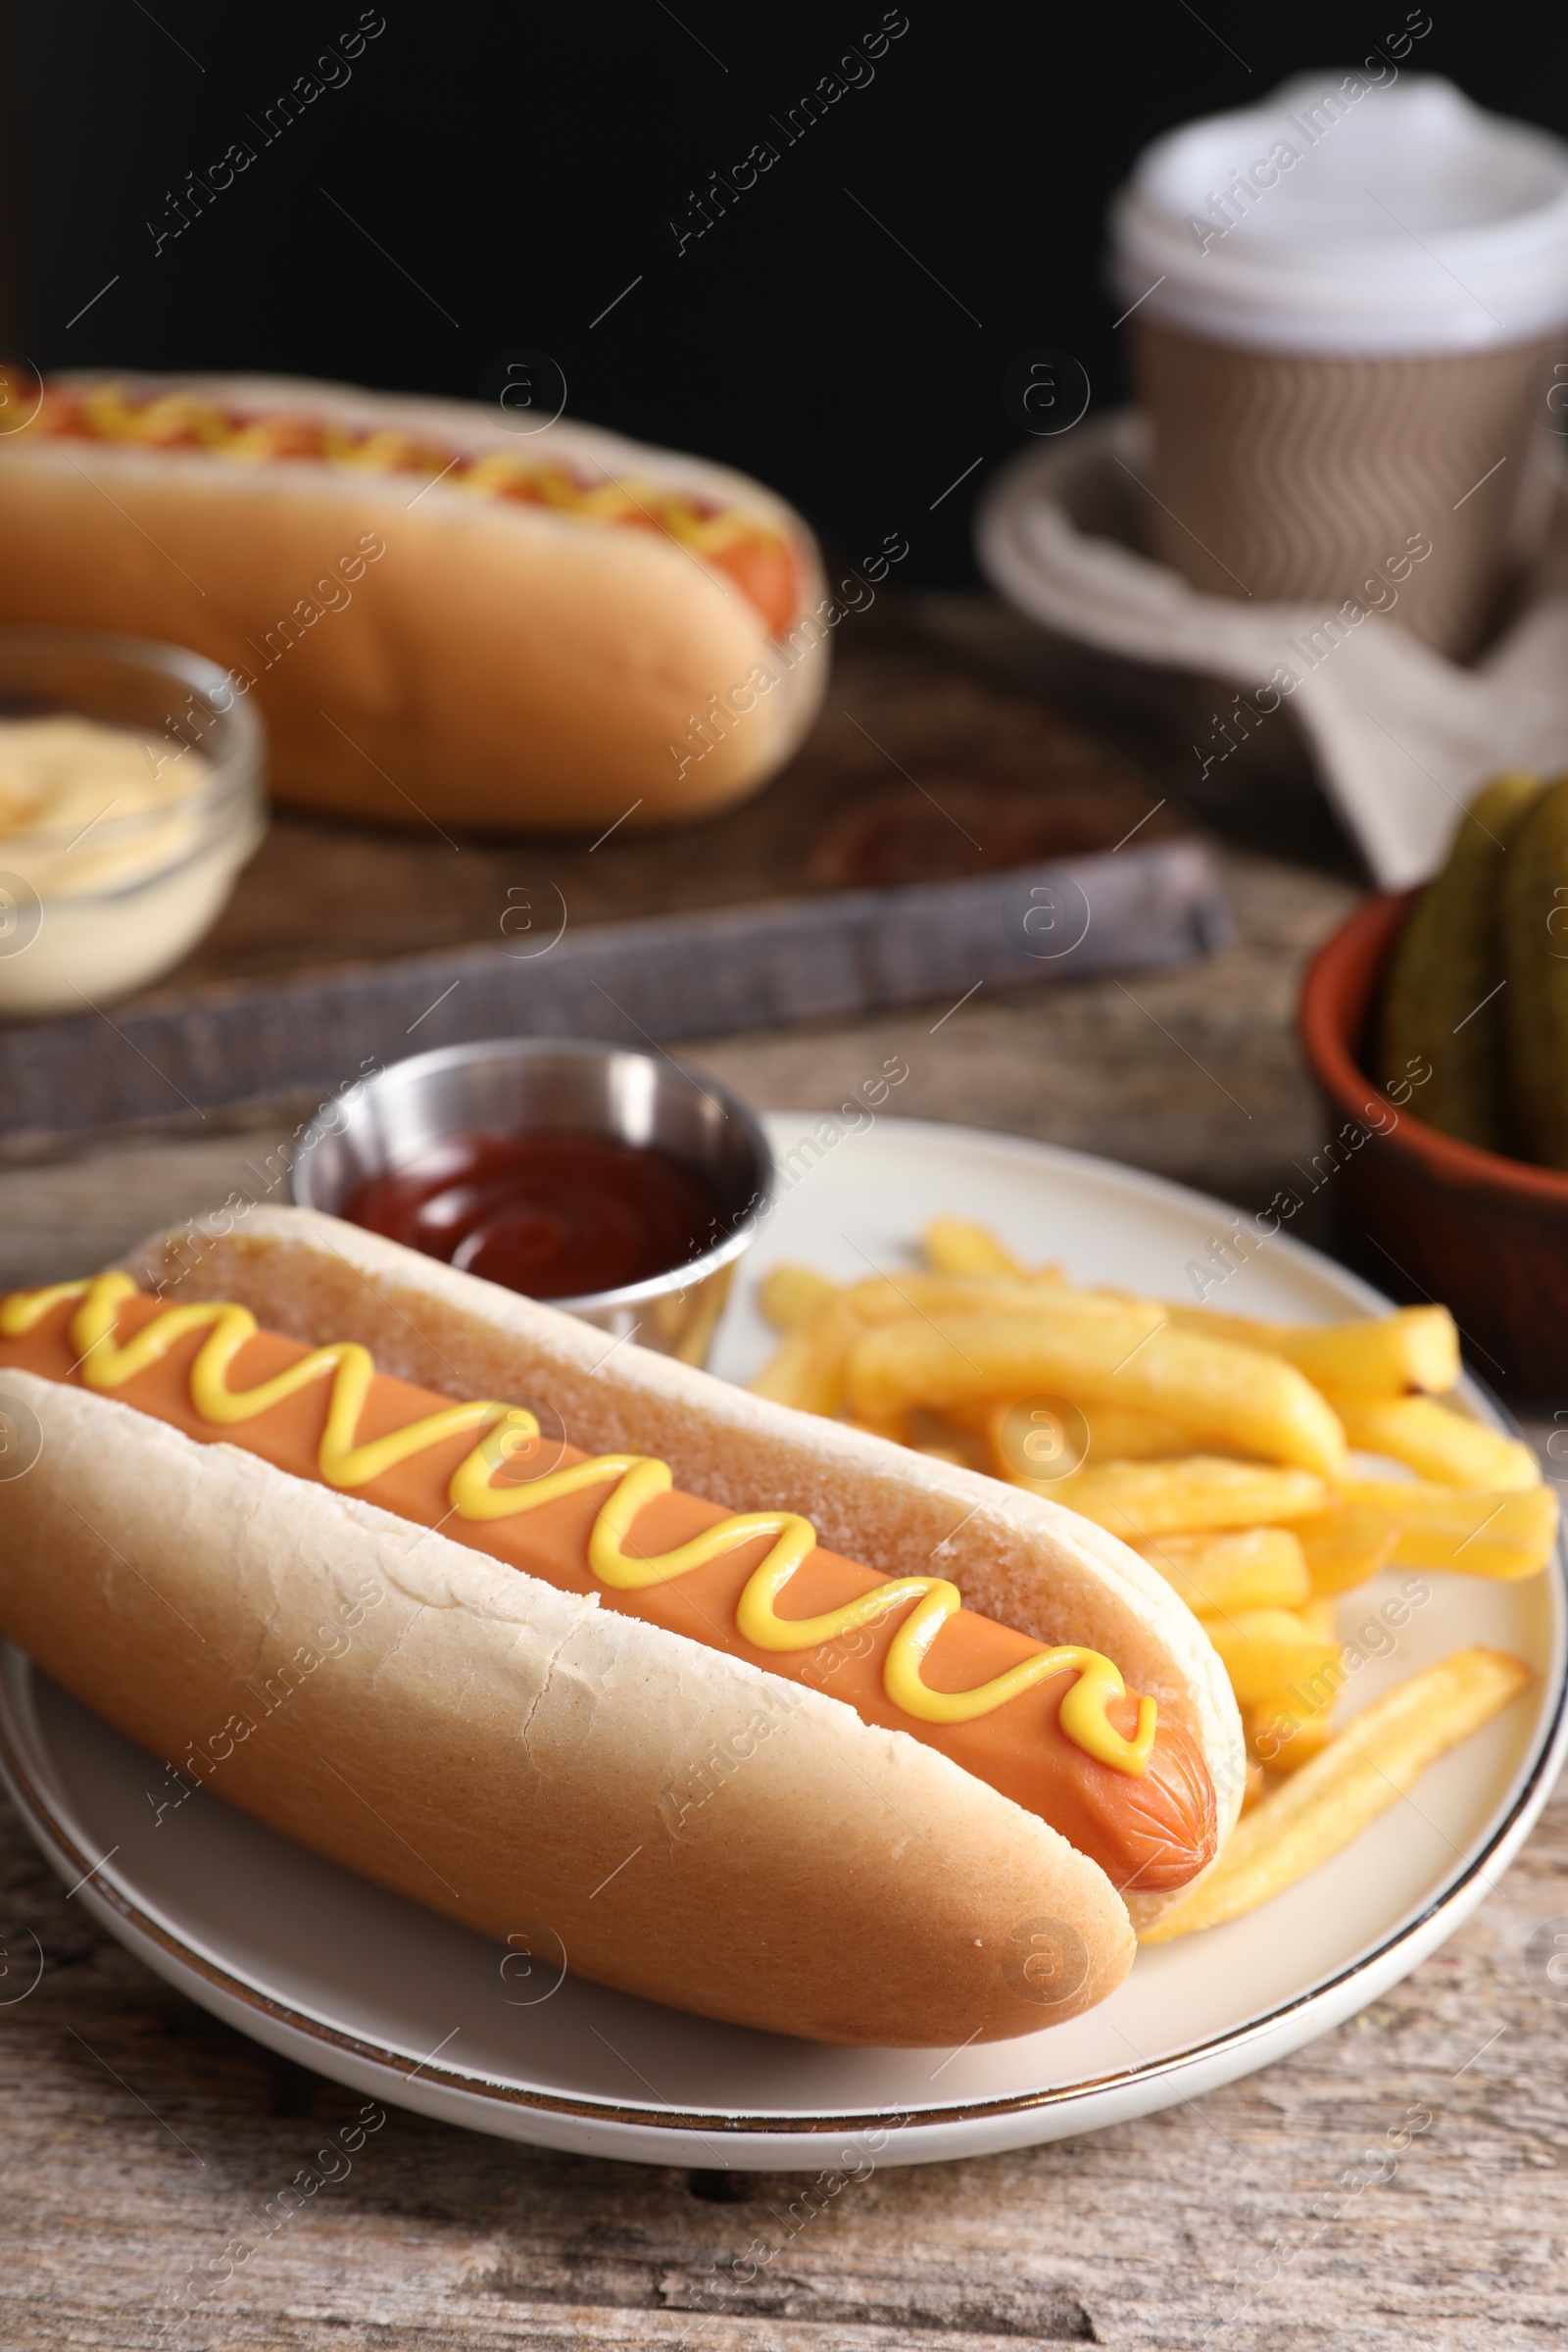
top-left (0, 372), bottom-right (831, 832)
top-left (0, 1208), bottom-right (1243, 2046)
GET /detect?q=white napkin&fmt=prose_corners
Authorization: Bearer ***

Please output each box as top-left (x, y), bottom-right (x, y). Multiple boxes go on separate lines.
top-left (976, 411), bottom-right (1568, 888)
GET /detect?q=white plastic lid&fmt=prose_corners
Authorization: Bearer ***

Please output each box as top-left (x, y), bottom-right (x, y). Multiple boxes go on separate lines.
top-left (1109, 74), bottom-right (1568, 354)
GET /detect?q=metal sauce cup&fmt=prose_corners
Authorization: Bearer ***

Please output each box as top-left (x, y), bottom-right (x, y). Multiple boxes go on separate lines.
top-left (288, 1037), bottom-right (774, 1365)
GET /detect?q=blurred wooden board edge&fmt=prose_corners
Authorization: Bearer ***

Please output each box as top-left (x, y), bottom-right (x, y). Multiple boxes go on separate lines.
top-left (0, 840), bottom-right (1231, 1153)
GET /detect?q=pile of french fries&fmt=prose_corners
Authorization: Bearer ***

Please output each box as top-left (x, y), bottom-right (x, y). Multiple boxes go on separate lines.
top-left (751, 1218), bottom-right (1548, 1939)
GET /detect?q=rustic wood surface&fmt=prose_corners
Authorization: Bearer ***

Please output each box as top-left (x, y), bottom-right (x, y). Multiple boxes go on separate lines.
top-left (4, 842), bottom-right (1568, 2350)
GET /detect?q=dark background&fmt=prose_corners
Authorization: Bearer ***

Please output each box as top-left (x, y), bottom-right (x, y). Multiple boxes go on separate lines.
top-left (3, 1), bottom-right (1564, 587)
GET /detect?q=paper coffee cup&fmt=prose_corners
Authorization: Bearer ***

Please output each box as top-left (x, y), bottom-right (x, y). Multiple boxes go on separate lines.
top-left (1109, 74), bottom-right (1568, 656)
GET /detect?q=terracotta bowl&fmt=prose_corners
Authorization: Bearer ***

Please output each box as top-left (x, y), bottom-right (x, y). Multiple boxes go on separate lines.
top-left (1298, 891), bottom-right (1568, 1396)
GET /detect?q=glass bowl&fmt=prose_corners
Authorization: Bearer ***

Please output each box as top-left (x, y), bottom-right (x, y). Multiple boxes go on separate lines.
top-left (0, 628), bottom-right (266, 1017)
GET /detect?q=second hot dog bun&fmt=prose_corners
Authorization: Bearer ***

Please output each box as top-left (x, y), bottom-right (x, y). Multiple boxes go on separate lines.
top-left (0, 372), bottom-right (831, 832)
top-left (0, 1208), bottom-right (1242, 2046)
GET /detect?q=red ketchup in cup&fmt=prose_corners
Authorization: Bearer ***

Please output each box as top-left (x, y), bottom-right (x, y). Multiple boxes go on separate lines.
top-left (343, 1130), bottom-right (723, 1299)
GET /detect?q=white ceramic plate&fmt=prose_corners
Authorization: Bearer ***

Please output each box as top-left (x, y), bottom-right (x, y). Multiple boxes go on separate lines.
top-left (2, 1114), bottom-right (1563, 2170)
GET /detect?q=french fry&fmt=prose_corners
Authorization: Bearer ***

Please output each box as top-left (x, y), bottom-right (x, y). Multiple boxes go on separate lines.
top-left (1048, 1457), bottom-right (1328, 1538)
top-left (750, 1295), bottom-right (870, 1415)
top-left (1196, 1607), bottom-right (1342, 1703)
top-left (1326, 1391), bottom-right (1540, 1491)
top-left (922, 1217), bottom-right (1026, 1276)
top-left (976, 1396), bottom-right (1197, 1488)
top-left (1135, 1527), bottom-right (1310, 1613)
top-left (1242, 1757), bottom-right (1268, 1812)
top-left (844, 1272), bottom-right (1090, 1325)
top-left (1255, 1652), bottom-right (1350, 1754)
top-left (750, 1324), bottom-right (821, 1409)
top-left (1080, 1403), bottom-right (1204, 1460)
top-left (1293, 1505), bottom-right (1401, 1597)
top-left (1244, 1688), bottom-right (1338, 1774)
top-left (1140, 1647), bottom-right (1533, 1940)
top-left (754, 1263), bottom-right (1077, 1369)
top-left (976, 1396), bottom-right (1087, 1488)
top-left (844, 1307), bottom-right (1348, 1476)
top-left (953, 1393), bottom-right (1185, 1446)
top-left (1337, 1478), bottom-right (1559, 1580)
top-left (1162, 1301), bottom-right (1460, 1397)
top-left (753, 1274), bottom-right (1091, 1415)
top-left (759, 1263), bottom-right (840, 1333)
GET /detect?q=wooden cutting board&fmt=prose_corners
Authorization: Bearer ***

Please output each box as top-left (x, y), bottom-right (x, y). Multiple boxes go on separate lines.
top-left (0, 603), bottom-right (1229, 1148)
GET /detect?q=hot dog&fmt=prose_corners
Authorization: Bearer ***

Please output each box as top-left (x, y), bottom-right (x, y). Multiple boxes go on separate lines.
top-left (0, 371), bottom-right (831, 833)
top-left (0, 1207), bottom-right (1244, 2046)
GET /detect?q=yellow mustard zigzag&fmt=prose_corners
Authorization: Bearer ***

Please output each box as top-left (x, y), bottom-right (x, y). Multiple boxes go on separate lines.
top-left (0, 1274), bottom-right (1155, 1775)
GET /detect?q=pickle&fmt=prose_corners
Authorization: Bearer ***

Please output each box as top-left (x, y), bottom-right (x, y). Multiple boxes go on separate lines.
top-left (1377, 772), bottom-right (1542, 1152)
top-left (1503, 773), bottom-right (1568, 1167)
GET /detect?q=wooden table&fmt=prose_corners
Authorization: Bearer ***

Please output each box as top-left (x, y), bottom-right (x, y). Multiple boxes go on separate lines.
top-left (4, 846), bottom-right (1566, 2351)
